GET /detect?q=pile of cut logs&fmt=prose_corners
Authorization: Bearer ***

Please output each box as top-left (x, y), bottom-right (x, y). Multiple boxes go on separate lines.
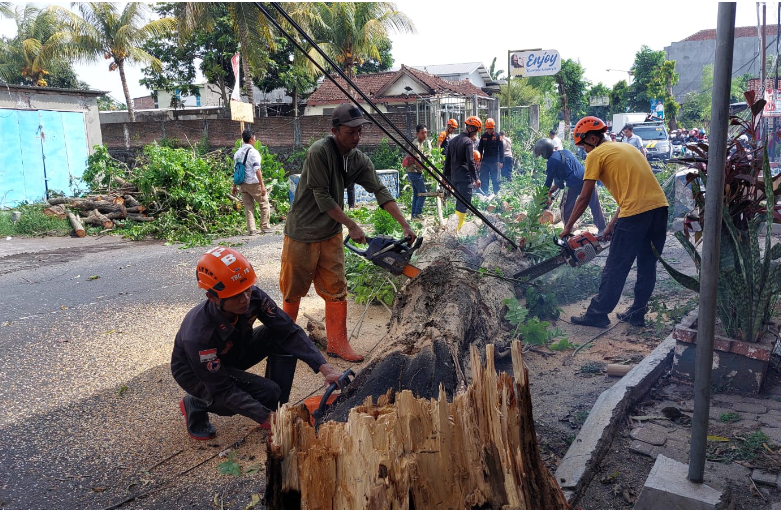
top-left (44, 195), bottom-right (153, 237)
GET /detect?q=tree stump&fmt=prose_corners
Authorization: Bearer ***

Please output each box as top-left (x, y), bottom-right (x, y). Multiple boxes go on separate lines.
top-left (266, 342), bottom-right (569, 509)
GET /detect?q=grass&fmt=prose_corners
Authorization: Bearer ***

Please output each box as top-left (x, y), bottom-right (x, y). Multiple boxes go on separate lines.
top-left (0, 204), bottom-right (72, 237)
top-left (707, 430), bottom-right (771, 463)
top-left (719, 412), bottom-right (742, 423)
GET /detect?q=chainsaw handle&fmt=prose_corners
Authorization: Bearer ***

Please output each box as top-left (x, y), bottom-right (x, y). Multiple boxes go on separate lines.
top-left (344, 235), bottom-right (371, 256)
top-left (317, 369), bottom-right (355, 416)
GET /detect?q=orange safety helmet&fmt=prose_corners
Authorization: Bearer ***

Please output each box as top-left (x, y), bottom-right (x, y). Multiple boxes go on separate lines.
top-left (196, 246), bottom-right (256, 298)
top-left (447, 118), bottom-right (458, 129)
top-left (465, 116), bottom-right (483, 131)
top-left (573, 116), bottom-right (608, 146)
top-left (473, 149), bottom-right (481, 161)
top-left (485, 118), bottom-right (496, 129)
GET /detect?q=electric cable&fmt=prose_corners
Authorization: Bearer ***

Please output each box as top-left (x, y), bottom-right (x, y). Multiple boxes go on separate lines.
top-left (253, 2), bottom-right (518, 250)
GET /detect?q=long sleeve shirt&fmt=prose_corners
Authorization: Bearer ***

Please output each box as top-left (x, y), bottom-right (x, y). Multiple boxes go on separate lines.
top-left (477, 132), bottom-right (504, 164)
top-left (444, 132), bottom-right (478, 184)
top-left (171, 286), bottom-right (326, 424)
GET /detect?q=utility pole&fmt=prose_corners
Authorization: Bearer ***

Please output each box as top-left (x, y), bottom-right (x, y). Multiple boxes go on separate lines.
top-left (688, 1), bottom-right (735, 484)
top-left (761, 2), bottom-right (767, 140)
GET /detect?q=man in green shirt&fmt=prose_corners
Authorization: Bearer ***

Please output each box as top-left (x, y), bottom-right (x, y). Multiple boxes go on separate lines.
top-left (280, 103), bottom-right (415, 361)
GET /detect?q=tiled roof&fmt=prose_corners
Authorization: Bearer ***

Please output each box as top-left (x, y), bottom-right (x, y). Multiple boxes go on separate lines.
top-left (306, 65), bottom-right (488, 105)
top-left (681, 25), bottom-right (780, 42)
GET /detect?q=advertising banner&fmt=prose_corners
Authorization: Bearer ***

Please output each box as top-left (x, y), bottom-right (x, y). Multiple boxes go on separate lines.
top-left (650, 99), bottom-right (665, 120)
top-left (509, 49), bottom-right (561, 78)
top-left (230, 52), bottom-right (241, 102)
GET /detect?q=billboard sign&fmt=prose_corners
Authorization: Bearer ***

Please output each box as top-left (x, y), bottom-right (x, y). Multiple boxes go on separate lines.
top-left (589, 96), bottom-right (610, 107)
top-left (509, 49), bottom-right (561, 78)
top-left (650, 99), bottom-right (665, 119)
top-left (231, 101), bottom-right (254, 123)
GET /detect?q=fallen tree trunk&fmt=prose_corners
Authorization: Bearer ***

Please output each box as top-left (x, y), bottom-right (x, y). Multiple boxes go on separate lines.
top-left (267, 342), bottom-right (569, 509)
top-left (83, 209), bottom-right (114, 229)
top-left (127, 213), bottom-right (154, 222)
top-left (69, 200), bottom-right (127, 215)
top-left (325, 220), bottom-right (529, 420)
top-left (66, 211), bottom-right (86, 237)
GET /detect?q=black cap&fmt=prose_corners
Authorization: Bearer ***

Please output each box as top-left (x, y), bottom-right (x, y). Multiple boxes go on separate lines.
top-left (332, 103), bottom-right (372, 128)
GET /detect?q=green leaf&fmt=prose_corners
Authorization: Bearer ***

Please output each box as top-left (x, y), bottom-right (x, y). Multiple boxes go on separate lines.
top-left (217, 452), bottom-right (242, 476)
top-left (654, 244), bottom-right (700, 293)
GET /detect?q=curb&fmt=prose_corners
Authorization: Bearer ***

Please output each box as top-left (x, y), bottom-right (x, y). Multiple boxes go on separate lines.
top-left (554, 324), bottom-right (683, 505)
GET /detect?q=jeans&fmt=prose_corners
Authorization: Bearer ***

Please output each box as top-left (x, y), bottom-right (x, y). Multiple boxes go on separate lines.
top-left (585, 207), bottom-right (668, 318)
top-left (562, 185), bottom-right (607, 232)
top-left (502, 157), bottom-right (514, 181)
top-left (407, 171), bottom-right (427, 217)
top-left (480, 161), bottom-right (501, 194)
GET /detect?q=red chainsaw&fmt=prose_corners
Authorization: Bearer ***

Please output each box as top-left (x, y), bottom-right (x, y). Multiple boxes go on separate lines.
top-left (513, 233), bottom-right (608, 281)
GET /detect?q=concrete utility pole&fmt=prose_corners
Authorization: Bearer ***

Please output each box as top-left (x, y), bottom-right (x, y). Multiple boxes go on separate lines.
top-left (688, 1), bottom-right (735, 484)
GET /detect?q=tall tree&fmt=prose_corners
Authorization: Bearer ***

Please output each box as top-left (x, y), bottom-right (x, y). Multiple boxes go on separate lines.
top-left (56, 3), bottom-right (175, 121)
top-left (355, 38), bottom-right (394, 75)
top-left (309, 2), bottom-right (414, 82)
top-left (646, 58), bottom-right (680, 129)
top-left (254, 37), bottom-right (317, 117)
top-left (0, 4), bottom-right (74, 87)
top-left (608, 79), bottom-right (630, 117)
top-left (488, 56), bottom-right (505, 81)
top-left (555, 59), bottom-right (590, 135)
top-left (586, 82), bottom-right (611, 119)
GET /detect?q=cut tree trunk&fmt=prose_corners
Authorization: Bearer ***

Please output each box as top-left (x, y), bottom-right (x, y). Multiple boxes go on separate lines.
top-left (539, 209), bottom-right (562, 225)
top-left (84, 209), bottom-right (113, 229)
top-left (322, 220), bottom-right (530, 420)
top-left (69, 201), bottom-right (127, 215)
top-left (123, 194), bottom-right (141, 207)
top-left (266, 342), bottom-right (569, 509)
top-left (66, 211), bottom-right (86, 237)
top-left (43, 204), bottom-right (66, 218)
top-left (127, 213), bottom-right (154, 222)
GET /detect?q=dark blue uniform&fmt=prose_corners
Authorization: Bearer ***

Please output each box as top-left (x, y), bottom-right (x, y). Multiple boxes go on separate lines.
top-left (477, 132), bottom-right (503, 194)
top-left (443, 132), bottom-right (478, 213)
top-left (171, 286), bottom-right (326, 424)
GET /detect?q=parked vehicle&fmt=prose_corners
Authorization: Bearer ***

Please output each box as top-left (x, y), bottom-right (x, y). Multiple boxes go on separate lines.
top-left (632, 121), bottom-right (672, 163)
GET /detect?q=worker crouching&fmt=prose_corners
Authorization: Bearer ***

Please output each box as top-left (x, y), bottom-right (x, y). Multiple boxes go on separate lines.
top-left (171, 247), bottom-right (341, 440)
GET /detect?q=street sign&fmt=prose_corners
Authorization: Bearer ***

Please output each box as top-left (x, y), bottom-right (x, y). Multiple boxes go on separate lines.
top-left (509, 49), bottom-right (561, 78)
top-left (231, 101), bottom-right (254, 123)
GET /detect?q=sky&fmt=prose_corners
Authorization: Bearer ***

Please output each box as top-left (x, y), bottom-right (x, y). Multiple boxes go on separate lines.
top-left (0, 1), bottom-right (773, 103)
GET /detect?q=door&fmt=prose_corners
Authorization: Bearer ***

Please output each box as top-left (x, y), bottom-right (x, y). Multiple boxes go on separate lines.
top-left (0, 109), bottom-right (88, 207)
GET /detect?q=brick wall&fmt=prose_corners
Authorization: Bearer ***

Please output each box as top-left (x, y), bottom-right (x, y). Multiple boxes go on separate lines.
top-left (133, 96), bottom-right (155, 109)
top-left (101, 113), bottom-right (415, 152)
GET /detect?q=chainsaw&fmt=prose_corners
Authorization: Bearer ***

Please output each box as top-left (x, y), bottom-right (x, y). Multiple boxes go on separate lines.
top-left (303, 369), bottom-right (355, 430)
top-left (513, 232), bottom-right (608, 281)
top-left (344, 235), bottom-right (422, 278)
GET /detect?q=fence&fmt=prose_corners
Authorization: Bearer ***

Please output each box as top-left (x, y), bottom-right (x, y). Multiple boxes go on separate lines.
top-left (415, 95), bottom-right (499, 135)
top-left (499, 104), bottom-right (540, 134)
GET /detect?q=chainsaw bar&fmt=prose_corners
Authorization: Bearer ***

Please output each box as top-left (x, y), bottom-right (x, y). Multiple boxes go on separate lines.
top-left (513, 241), bottom-right (610, 282)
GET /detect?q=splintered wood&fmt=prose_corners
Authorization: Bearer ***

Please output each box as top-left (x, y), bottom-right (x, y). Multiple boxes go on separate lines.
top-left (266, 342), bottom-right (569, 510)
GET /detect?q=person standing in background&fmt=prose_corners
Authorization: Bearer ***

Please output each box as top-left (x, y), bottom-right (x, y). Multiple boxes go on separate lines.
top-left (500, 131), bottom-right (513, 181)
top-left (233, 129), bottom-right (272, 235)
top-left (549, 128), bottom-right (563, 151)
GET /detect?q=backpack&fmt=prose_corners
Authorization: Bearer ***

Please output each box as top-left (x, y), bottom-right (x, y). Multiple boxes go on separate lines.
top-left (233, 148), bottom-right (250, 186)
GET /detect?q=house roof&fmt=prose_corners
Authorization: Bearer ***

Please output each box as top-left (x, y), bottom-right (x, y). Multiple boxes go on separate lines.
top-left (306, 65), bottom-right (488, 105)
top-left (681, 25), bottom-right (780, 42)
top-left (1, 84), bottom-right (107, 96)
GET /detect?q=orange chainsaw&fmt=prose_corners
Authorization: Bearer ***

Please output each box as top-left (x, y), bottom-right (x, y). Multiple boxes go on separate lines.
top-left (344, 235), bottom-right (422, 278)
top-left (513, 233), bottom-right (608, 281)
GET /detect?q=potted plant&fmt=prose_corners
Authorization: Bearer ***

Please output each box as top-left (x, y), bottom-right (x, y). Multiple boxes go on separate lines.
top-left (658, 91), bottom-right (781, 392)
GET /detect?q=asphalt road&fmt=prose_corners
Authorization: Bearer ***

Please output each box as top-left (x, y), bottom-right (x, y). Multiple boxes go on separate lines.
top-left (0, 233), bottom-right (289, 510)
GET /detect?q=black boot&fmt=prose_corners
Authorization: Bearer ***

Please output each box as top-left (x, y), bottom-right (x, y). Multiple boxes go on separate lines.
top-left (179, 395), bottom-right (216, 440)
top-left (617, 306), bottom-right (647, 327)
top-left (571, 313), bottom-right (610, 328)
top-left (265, 354), bottom-right (297, 406)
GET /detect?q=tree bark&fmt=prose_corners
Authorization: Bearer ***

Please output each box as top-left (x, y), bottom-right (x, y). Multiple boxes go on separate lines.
top-left (69, 201), bottom-right (127, 215)
top-left (66, 211), bottom-right (86, 237)
top-left (43, 204), bottom-right (66, 218)
top-left (82, 209), bottom-right (114, 229)
top-left (266, 342), bottom-right (569, 510)
top-left (118, 59), bottom-right (135, 123)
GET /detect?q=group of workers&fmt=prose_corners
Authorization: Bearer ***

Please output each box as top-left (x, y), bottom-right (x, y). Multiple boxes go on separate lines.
top-left (172, 108), bottom-right (668, 441)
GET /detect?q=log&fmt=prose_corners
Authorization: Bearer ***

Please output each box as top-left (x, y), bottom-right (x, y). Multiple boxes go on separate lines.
top-left (125, 205), bottom-right (146, 213)
top-left (47, 197), bottom-right (69, 206)
top-left (127, 213), bottom-right (154, 222)
top-left (104, 211), bottom-right (127, 220)
top-left (606, 363), bottom-right (633, 377)
top-left (112, 195), bottom-right (125, 205)
top-left (123, 195), bottom-right (141, 208)
top-left (65, 211), bottom-right (86, 237)
top-left (539, 209), bottom-right (562, 225)
top-left (113, 176), bottom-right (137, 191)
top-left (43, 204), bottom-right (66, 219)
top-left (69, 200), bottom-right (127, 215)
top-left (266, 342), bottom-right (569, 509)
top-left (85, 209), bottom-right (114, 229)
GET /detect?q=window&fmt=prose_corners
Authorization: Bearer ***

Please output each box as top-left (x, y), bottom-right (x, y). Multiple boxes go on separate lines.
top-left (196, 93), bottom-right (201, 107)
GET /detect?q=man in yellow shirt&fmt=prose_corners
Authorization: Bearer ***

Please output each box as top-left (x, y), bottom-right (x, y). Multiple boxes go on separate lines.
top-left (561, 116), bottom-right (669, 328)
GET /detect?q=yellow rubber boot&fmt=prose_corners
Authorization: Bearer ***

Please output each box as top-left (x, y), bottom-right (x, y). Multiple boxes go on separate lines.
top-left (455, 211), bottom-right (466, 231)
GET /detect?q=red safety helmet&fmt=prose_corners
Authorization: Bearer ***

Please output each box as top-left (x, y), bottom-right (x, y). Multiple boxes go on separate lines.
top-left (465, 116), bottom-right (483, 131)
top-left (573, 116), bottom-right (608, 146)
top-left (447, 118), bottom-right (458, 129)
top-left (196, 247), bottom-right (256, 298)
top-left (485, 118), bottom-right (496, 129)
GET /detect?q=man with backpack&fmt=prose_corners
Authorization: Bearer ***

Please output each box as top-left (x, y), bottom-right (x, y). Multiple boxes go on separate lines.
top-left (233, 129), bottom-right (272, 235)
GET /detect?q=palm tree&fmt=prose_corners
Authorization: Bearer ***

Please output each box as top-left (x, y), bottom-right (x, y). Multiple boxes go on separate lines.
top-left (56, 3), bottom-right (175, 122)
top-left (309, 2), bottom-right (415, 81)
top-left (0, 4), bottom-right (72, 87)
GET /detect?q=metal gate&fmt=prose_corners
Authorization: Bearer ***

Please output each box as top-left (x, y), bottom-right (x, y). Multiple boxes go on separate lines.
top-left (0, 109), bottom-right (88, 207)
